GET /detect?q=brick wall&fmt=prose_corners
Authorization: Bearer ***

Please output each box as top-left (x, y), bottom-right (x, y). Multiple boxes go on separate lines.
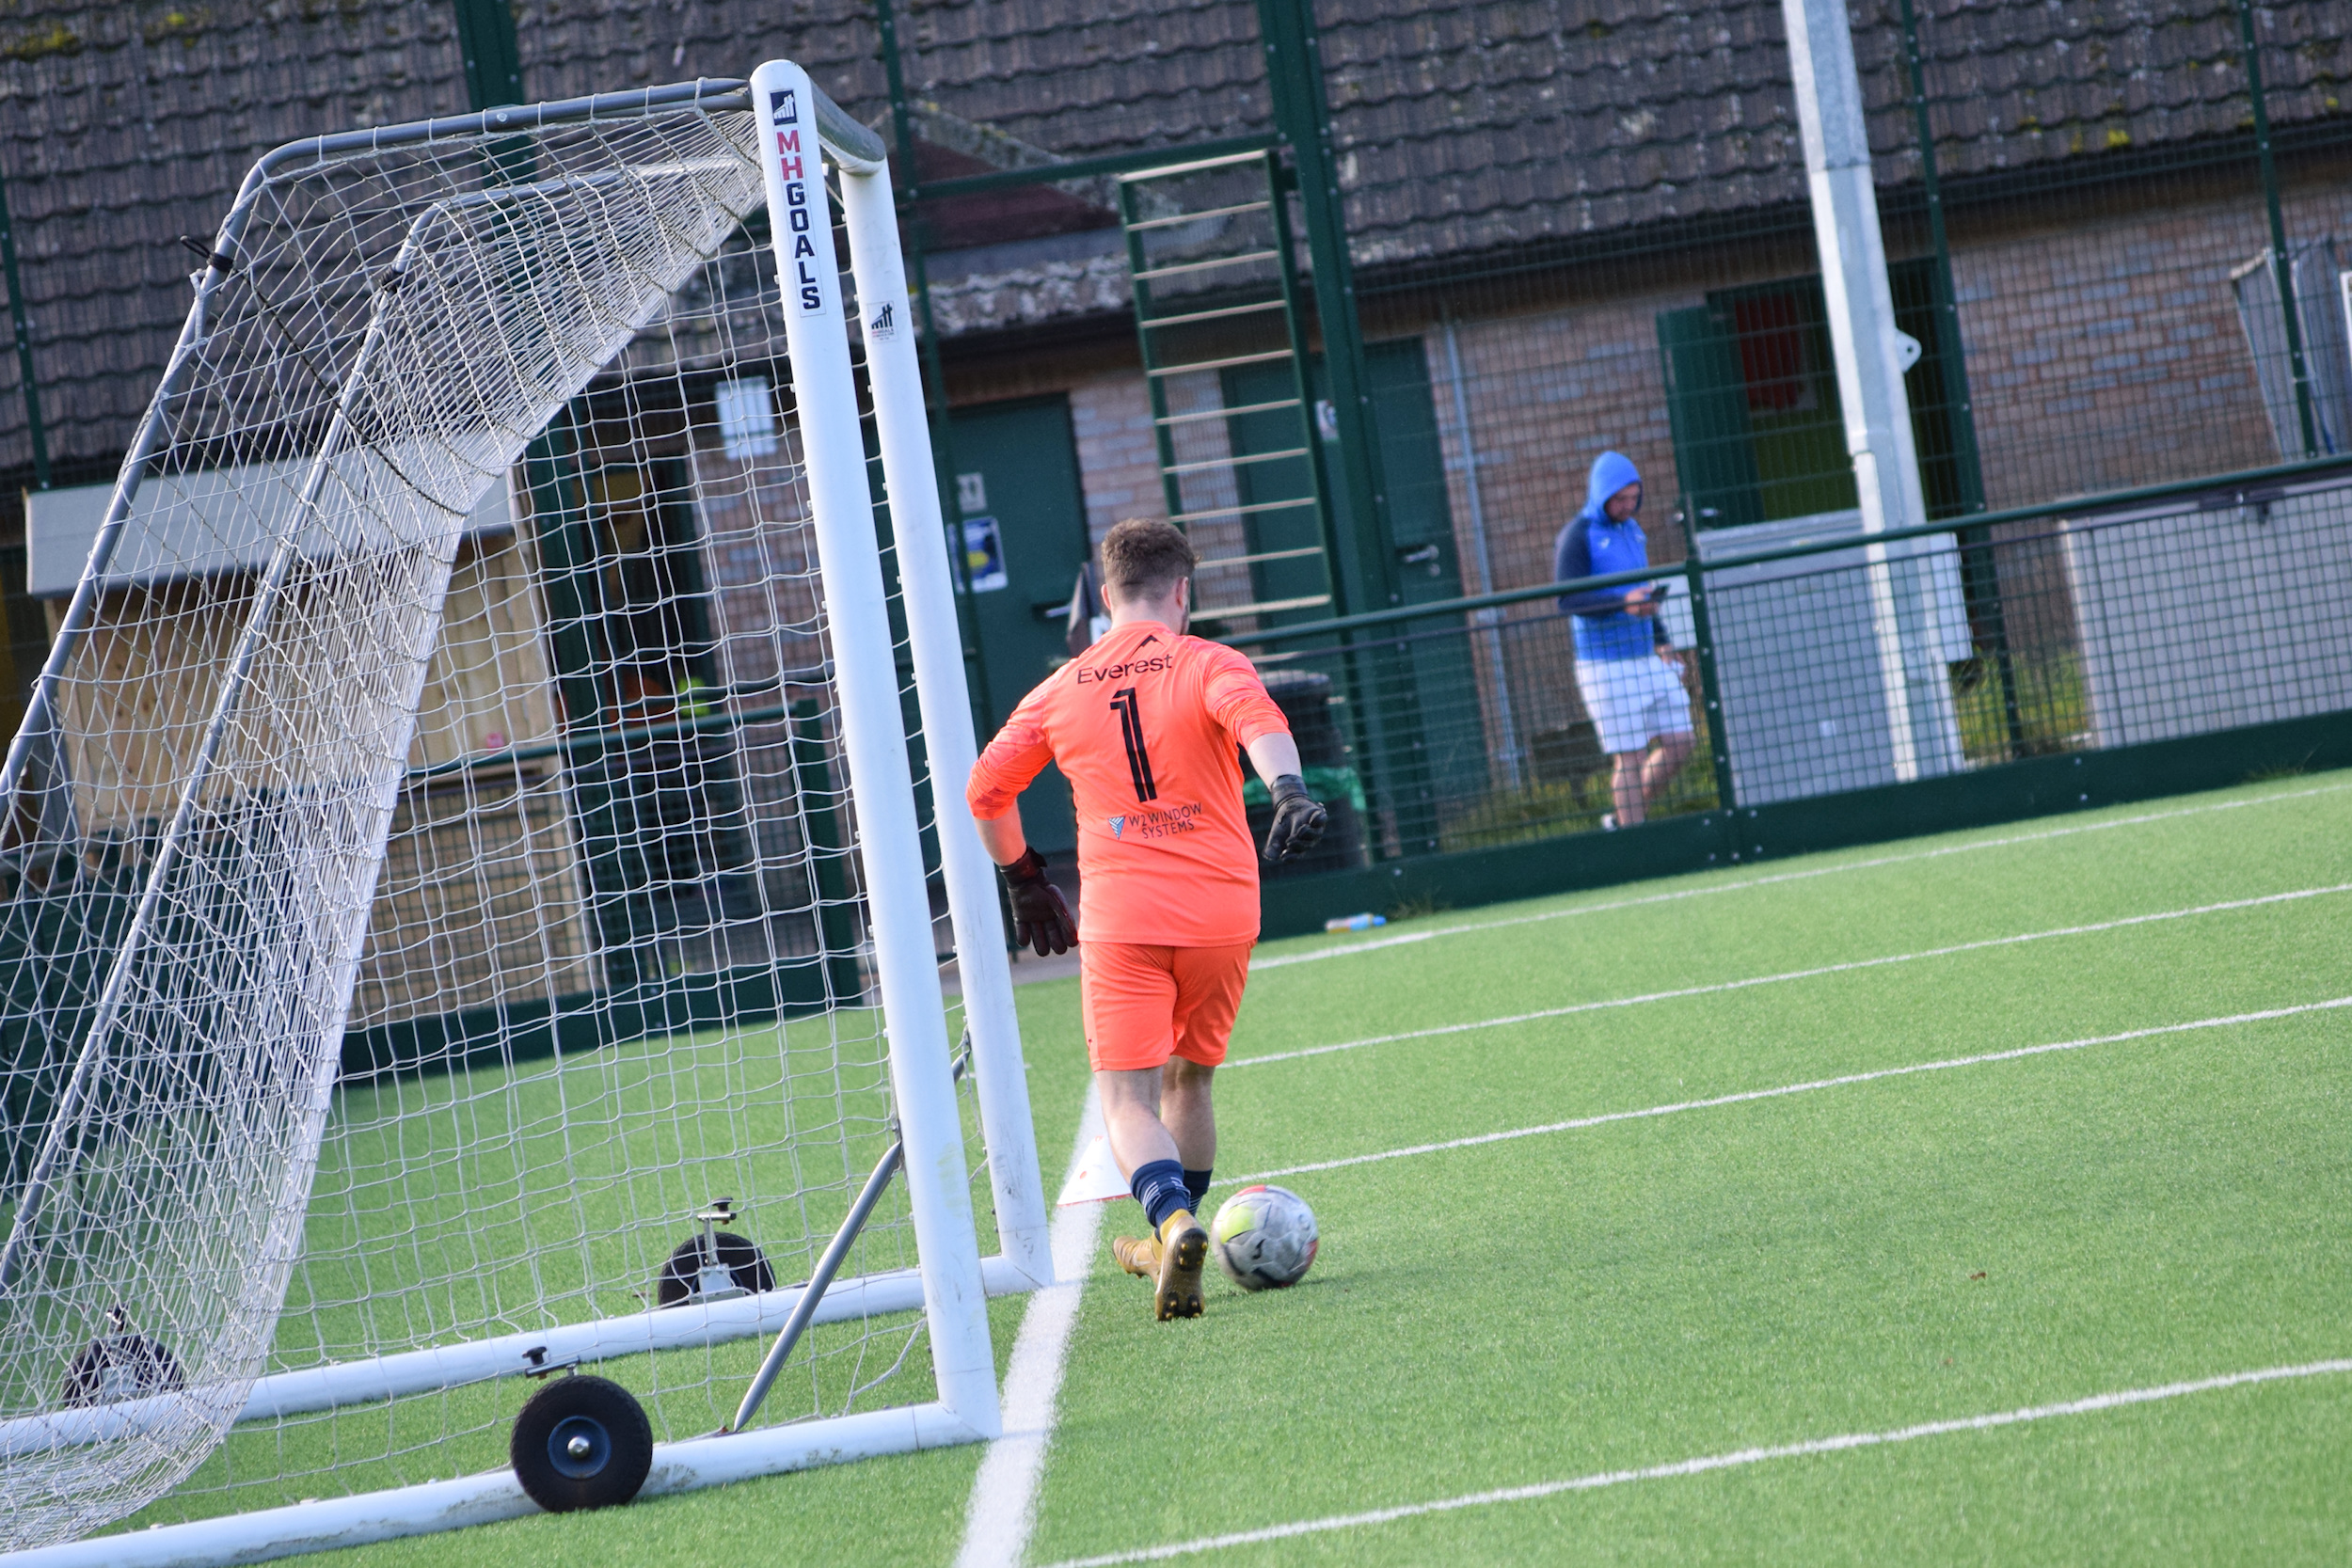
top-left (1957, 195), bottom-right (2261, 504)
top-left (1950, 173), bottom-right (2352, 508)
top-left (1067, 370), bottom-right (1165, 545)
top-left (1414, 294), bottom-right (1700, 595)
top-left (1408, 300), bottom-right (1697, 761)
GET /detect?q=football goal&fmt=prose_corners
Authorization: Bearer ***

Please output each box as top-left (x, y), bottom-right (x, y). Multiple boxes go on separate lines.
top-left (0, 61), bottom-right (1045, 1560)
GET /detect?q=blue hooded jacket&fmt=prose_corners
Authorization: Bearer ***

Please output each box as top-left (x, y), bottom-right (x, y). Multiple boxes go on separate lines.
top-left (1553, 451), bottom-right (1659, 661)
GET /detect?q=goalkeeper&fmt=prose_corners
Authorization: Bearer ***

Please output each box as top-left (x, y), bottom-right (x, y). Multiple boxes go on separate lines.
top-left (968, 518), bottom-right (1327, 1322)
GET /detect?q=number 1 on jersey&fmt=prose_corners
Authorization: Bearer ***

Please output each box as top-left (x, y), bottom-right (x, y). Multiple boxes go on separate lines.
top-left (1109, 686), bottom-right (1158, 802)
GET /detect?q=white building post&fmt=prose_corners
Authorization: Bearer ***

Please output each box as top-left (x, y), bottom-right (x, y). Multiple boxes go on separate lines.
top-left (1781, 0), bottom-right (1966, 780)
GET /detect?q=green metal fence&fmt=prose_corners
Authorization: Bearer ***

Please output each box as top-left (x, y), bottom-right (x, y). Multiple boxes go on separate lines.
top-left (870, 0), bottom-right (2352, 921)
top-left (1, 0), bottom-right (2348, 950)
top-left (1220, 453), bottom-right (2352, 931)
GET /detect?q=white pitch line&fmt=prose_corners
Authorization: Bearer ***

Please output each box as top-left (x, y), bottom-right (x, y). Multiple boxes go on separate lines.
top-left (953, 1085), bottom-right (1108, 1568)
top-left (1033, 1356), bottom-right (2352, 1567)
top-left (1222, 995), bottom-right (2352, 1186)
top-left (1250, 778), bottom-right (2352, 973)
top-left (1228, 881), bottom-right (2352, 1069)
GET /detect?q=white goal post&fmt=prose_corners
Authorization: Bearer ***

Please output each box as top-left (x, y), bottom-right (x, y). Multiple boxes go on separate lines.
top-left (0, 59), bottom-right (1045, 1563)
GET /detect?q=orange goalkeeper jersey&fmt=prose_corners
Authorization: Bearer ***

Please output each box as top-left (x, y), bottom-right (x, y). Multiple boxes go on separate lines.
top-left (967, 620), bottom-right (1290, 947)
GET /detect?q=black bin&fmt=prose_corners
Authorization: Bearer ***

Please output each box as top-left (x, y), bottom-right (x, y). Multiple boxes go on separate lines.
top-left (1243, 669), bottom-right (1367, 879)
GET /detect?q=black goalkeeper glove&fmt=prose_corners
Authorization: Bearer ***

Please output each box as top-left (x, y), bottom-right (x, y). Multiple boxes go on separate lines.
top-left (998, 847), bottom-right (1076, 958)
top-left (1262, 774), bottom-right (1328, 863)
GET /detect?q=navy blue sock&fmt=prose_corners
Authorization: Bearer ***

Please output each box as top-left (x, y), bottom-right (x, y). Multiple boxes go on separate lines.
top-left (1130, 1159), bottom-right (1191, 1231)
top-left (1184, 1168), bottom-right (1214, 1214)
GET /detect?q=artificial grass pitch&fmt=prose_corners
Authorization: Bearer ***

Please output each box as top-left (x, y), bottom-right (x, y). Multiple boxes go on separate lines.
top-left (1031, 772), bottom-right (2352, 1566)
top-left (271, 771), bottom-right (2352, 1565)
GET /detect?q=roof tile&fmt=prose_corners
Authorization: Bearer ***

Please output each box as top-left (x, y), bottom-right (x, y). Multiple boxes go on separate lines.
top-left (4, 0), bottom-right (2345, 470)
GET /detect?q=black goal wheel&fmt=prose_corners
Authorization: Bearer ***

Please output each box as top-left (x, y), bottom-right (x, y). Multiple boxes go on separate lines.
top-left (510, 1374), bottom-right (653, 1513)
top-left (654, 1230), bottom-right (775, 1307)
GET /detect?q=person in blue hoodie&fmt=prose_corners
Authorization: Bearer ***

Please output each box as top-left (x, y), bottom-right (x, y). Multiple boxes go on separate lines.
top-left (1553, 451), bottom-right (1693, 827)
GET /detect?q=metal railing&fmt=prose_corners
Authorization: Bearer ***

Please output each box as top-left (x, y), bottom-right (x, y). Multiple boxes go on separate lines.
top-left (1222, 458), bottom-right (2352, 866)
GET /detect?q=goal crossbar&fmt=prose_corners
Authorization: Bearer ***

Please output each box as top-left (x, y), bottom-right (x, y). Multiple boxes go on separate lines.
top-left (0, 77), bottom-right (759, 821)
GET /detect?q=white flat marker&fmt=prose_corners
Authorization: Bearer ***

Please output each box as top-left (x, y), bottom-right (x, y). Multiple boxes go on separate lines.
top-left (956, 1085), bottom-right (1112, 1568)
top-left (1033, 1356), bottom-right (2352, 1566)
top-left (1057, 1132), bottom-right (1130, 1206)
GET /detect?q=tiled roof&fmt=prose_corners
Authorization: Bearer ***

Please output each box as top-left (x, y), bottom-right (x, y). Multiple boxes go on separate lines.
top-left (0, 3), bottom-right (471, 482)
top-left (1327, 0), bottom-right (1803, 264)
top-left (2, 0), bottom-right (2346, 481)
top-left (1882, 0), bottom-right (2351, 177)
top-left (1326, 0), bottom-right (2352, 265)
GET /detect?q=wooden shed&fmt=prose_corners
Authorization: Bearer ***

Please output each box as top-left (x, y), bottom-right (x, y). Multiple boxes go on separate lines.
top-left (24, 476), bottom-right (601, 1042)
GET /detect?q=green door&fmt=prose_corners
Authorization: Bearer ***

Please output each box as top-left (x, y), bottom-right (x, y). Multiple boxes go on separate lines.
top-left (948, 395), bottom-right (1092, 856)
top-left (1361, 341), bottom-right (1489, 821)
top-left (1221, 340), bottom-right (1488, 851)
top-left (1657, 303), bottom-right (1767, 531)
top-left (1657, 259), bottom-right (1985, 531)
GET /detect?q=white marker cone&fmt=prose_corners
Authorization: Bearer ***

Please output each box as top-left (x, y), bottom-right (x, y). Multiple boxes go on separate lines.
top-left (1056, 1133), bottom-right (1130, 1206)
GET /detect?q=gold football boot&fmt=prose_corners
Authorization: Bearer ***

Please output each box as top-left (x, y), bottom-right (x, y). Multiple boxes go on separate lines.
top-left (1152, 1209), bottom-right (1208, 1321)
top-left (1109, 1233), bottom-right (1163, 1277)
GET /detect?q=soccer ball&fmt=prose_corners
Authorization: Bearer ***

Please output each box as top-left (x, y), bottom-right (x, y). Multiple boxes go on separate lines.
top-left (1210, 1184), bottom-right (1318, 1291)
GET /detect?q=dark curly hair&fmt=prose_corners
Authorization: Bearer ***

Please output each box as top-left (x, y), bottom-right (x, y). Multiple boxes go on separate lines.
top-left (1099, 517), bottom-right (1199, 601)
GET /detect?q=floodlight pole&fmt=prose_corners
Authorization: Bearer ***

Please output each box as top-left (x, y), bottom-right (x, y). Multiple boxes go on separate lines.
top-left (1780, 0), bottom-right (1966, 783)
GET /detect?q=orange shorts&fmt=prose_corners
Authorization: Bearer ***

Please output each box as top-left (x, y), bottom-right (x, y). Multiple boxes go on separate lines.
top-left (1079, 941), bottom-right (1253, 1073)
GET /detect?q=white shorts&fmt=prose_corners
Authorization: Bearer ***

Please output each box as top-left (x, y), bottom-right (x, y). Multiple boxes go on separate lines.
top-left (1576, 653), bottom-right (1694, 756)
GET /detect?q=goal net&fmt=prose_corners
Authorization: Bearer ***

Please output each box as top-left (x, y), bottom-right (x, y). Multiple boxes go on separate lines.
top-left (0, 64), bottom-right (1042, 1555)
